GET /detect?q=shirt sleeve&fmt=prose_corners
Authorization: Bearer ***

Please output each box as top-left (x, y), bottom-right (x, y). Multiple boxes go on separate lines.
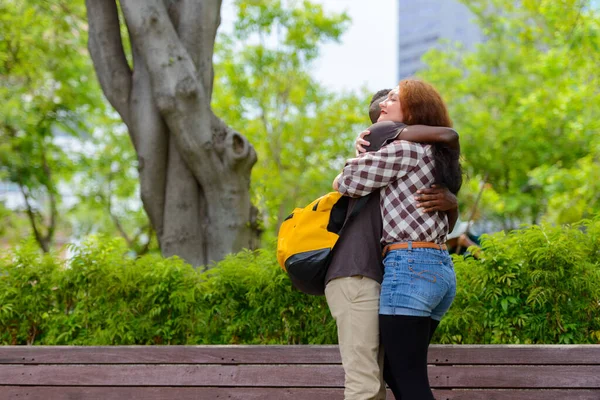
top-left (336, 140), bottom-right (421, 198)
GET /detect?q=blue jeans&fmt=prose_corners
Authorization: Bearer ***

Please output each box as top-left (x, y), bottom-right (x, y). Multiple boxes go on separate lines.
top-left (379, 245), bottom-right (456, 320)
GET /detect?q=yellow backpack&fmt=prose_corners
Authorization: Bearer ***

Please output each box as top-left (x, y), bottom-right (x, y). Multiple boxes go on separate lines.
top-left (276, 192), bottom-right (369, 295)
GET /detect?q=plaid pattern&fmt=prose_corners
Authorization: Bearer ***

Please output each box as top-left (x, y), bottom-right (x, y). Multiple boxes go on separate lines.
top-left (337, 140), bottom-right (448, 245)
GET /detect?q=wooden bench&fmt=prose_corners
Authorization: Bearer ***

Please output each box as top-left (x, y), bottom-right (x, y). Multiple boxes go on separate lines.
top-left (1, 345), bottom-right (599, 399)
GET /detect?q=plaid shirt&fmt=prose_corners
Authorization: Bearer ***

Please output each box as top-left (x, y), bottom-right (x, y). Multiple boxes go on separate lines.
top-left (336, 140), bottom-right (448, 245)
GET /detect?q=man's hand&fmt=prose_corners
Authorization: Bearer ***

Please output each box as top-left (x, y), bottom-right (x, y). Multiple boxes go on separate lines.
top-left (415, 184), bottom-right (457, 213)
top-left (355, 129), bottom-right (371, 155)
top-left (332, 173), bottom-right (342, 191)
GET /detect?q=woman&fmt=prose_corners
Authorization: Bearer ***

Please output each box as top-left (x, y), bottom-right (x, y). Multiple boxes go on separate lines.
top-left (334, 79), bottom-right (461, 399)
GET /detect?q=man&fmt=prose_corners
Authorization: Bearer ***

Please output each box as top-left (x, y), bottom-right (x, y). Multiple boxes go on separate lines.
top-left (324, 89), bottom-right (459, 399)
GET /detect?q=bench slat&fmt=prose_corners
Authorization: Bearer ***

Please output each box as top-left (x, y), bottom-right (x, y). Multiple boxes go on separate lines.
top-left (0, 365), bottom-right (345, 387)
top-left (1, 345), bottom-right (599, 365)
top-left (434, 389), bottom-right (600, 400)
top-left (2, 387), bottom-right (599, 400)
top-left (0, 346), bottom-right (342, 365)
top-left (430, 345), bottom-right (600, 365)
top-left (2, 365), bottom-right (600, 388)
top-left (1, 387), bottom-right (349, 400)
top-left (429, 365), bottom-right (600, 389)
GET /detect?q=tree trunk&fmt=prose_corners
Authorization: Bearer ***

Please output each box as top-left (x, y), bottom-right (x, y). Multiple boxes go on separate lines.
top-left (86, 0), bottom-right (258, 266)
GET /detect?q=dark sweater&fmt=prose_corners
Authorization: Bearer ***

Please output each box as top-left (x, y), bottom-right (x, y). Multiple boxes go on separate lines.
top-left (326, 121), bottom-right (406, 284)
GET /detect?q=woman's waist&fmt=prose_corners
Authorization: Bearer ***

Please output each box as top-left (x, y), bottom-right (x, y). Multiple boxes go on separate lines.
top-left (378, 187), bottom-right (449, 244)
top-left (382, 241), bottom-right (452, 263)
top-left (382, 240), bottom-right (448, 256)
top-left (380, 219), bottom-right (448, 246)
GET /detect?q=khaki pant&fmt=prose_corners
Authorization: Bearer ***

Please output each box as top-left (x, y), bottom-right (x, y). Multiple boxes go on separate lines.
top-left (325, 276), bottom-right (386, 400)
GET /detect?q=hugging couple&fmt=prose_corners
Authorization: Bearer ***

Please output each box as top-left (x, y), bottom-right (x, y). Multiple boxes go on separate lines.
top-left (327, 79), bottom-right (462, 400)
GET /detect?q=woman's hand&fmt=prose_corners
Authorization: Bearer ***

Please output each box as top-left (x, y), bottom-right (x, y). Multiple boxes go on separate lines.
top-left (355, 130), bottom-right (371, 155)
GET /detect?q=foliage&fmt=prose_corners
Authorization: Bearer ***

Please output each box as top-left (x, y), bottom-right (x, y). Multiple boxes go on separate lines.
top-left (70, 117), bottom-right (155, 255)
top-left (1, 0), bottom-right (370, 258)
top-left (196, 245), bottom-right (336, 344)
top-left (0, 0), bottom-right (103, 251)
top-left (2, 218), bottom-right (600, 345)
top-left (0, 200), bottom-right (30, 242)
top-left (213, 0), bottom-right (369, 239)
top-left (420, 0), bottom-right (600, 227)
top-left (437, 216), bottom-right (600, 344)
top-left (529, 148), bottom-right (600, 224)
top-left (0, 0), bottom-right (154, 254)
top-left (0, 237), bottom-right (335, 345)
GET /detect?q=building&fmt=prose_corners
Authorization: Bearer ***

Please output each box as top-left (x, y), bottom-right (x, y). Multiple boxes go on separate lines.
top-left (398, 0), bottom-right (484, 79)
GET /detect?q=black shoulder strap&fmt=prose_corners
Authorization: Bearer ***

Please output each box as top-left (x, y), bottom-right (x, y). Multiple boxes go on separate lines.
top-left (338, 194), bottom-right (371, 236)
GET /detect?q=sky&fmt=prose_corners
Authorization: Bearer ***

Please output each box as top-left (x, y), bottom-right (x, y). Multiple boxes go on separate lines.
top-left (220, 0), bottom-right (398, 94)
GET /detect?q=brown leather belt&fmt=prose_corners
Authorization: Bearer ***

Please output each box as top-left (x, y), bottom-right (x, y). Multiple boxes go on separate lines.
top-left (383, 241), bottom-right (447, 257)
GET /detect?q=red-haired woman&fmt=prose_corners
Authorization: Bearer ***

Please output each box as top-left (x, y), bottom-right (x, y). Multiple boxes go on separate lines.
top-left (334, 79), bottom-right (462, 399)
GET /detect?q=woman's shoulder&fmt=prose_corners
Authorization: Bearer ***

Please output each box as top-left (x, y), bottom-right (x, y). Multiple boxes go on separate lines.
top-left (388, 139), bottom-right (432, 154)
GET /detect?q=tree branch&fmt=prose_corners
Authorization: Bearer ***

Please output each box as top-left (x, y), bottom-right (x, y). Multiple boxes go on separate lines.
top-left (176, 0), bottom-right (222, 98)
top-left (120, 0), bottom-right (203, 112)
top-left (104, 176), bottom-right (134, 247)
top-left (128, 44), bottom-right (168, 237)
top-left (86, 0), bottom-right (133, 126)
top-left (18, 182), bottom-right (48, 253)
top-left (161, 0), bottom-right (221, 97)
top-left (169, 0), bottom-right (254, 174)
top-left (40, 151), bottom-right (57, 247)
top-left (121, 0), bottom-right (256, 228)
top-left (120, 0), bottom-right (221, 186)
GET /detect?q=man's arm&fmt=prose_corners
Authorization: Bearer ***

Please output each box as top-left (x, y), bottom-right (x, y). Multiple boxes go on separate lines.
top-left (398, 126), bottom-right (459, 150)
top-left (447, 207), bottom-right (458, 233)
top-left (356, 126), bottom-right (459, 153)
top-left (332, 173), bottom-right (341, 191)
top-left (415, 185), bottom-right (458, 213)
top-left (401, 127), bottom-right (460, 219)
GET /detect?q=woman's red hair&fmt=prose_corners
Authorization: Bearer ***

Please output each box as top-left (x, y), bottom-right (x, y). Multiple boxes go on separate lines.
top-left (398, 79), bottom-right (452, 127)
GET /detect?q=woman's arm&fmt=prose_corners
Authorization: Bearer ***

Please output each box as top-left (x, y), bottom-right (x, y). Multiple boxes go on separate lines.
top-left (336, 141), bottom-right (419, 197)
top-left (447, 207), bottom-right (458, 233)
top-left (398, 126), bottom-right (459, 150)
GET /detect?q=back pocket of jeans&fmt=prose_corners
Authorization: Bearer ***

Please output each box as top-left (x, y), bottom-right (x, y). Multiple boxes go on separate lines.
top-left (408, 261), bottom-right (445, 304)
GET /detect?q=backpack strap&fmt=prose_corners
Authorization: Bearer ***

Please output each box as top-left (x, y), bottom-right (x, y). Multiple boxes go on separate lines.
top-left (338, 193), bottom-right (371, 236)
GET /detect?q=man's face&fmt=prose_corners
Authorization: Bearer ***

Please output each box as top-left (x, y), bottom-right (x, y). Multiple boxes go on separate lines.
top-left (378, 87), bottom-right (403, 122)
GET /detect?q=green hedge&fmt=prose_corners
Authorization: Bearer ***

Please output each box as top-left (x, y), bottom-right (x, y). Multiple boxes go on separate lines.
top-left (0, 238), bottom-right (334, 345)
top-left (1, 217), bottom-right (599, 345)
top-left (437, 217), bottom-right (600, 344)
